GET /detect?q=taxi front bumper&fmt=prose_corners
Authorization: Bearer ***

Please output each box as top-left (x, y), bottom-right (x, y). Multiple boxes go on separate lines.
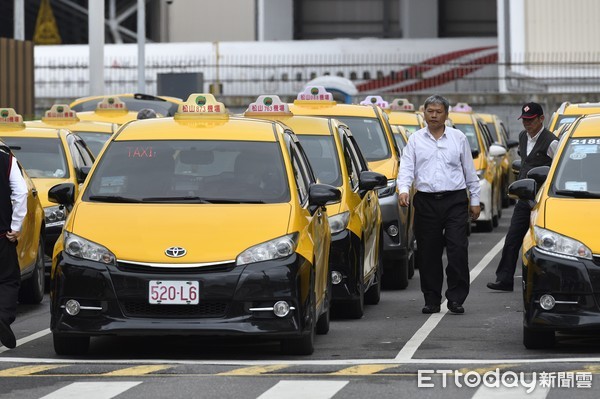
top-left (329, 229), bottom-right (361, 303)
top-left (523, 246), bottom-right (600, 331)
top-left (379, 191), bottom-right (409, 262)
top-left (50, 251), bottom-right (315, 338)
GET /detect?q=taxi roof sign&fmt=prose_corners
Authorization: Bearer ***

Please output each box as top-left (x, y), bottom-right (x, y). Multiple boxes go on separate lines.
top-left (0, 108), bottom-right (25, 128)
top-left (175, 93), bottom-right (228, 119)
top-left (42, 104), bottom-right (79, 121)
top-left (390, 98), bottom-right (415, 111)
top-left (244, 95), bottom-right (291, 116)
top-left (452, 102), bottom-right (473, 113)
top-left (296, 86), bottom-right (334, 102)
top-left (360, 95), bottom-right (389, 109)
top-left (96, 96), bottom-right (128, 111)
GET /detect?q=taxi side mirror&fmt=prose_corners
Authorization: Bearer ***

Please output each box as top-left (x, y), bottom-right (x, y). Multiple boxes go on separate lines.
top-left (527, 166), bottom-right (550, 187)
top-left (308, 183), bottom-right (341, 215)
top-left (508, 178), bottom-right (536, 201)
top-left (511, 159), bottom-right (522, 176)
top-left (48, 182), bottom-right (76, 212)
top-left (76, 166), bottom-right (92, 184)
top-left (358, 171), bottom-right (387, 197)
top-left (489, 144), bottom-right (507, 157)
top-left (471, 149), bottom-right (479, 159)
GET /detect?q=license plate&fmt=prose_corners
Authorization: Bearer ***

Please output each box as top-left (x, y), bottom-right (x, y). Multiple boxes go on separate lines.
top-left (148, 281), bottom-right (199, 305)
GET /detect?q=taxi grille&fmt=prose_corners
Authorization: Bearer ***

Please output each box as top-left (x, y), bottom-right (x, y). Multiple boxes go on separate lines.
top-left (116, 261), bottom-right (236, 274)
top-left (122, 301), bottom-right (228, 318)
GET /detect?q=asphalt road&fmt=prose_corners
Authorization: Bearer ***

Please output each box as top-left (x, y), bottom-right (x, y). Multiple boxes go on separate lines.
top-left (2, 205), bottom-right (600, 398)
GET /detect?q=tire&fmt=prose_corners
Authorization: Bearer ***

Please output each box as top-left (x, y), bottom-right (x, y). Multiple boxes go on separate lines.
top-left (407, 249), bottom-right (415, 279)
top-left (523, 326), bottom-right (555, 349)
top-left (476, 219), bottom-right (494, 232)
top-left (53, 333), bottom-right (90, 356)
top-left (383, 255), bottom-right (409, 290)
top-left (316, 271), bottom-right (331, 335)
top-left (19, 237), bottom-right (45, 304)
top-left (345, 264), bottom-right (365, 319)
top-left (281, 295), bottom-right (316, 355)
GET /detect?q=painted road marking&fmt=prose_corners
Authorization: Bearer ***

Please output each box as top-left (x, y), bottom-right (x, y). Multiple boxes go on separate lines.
top-left (219, 364), bottom-right (290, 376)
top-left (395, 238), bottom-right (505, 361)
top-left (256, 380), bottom-right (349, 399)
top-left (330, 365), bottom-right (397, 375)
top-left (39, 381), bottom-right (142, 399)
top-left (0, 328), bottom-right (51, 354)
top-left (101, 365), bottom-right (173, 376)
top-left (0, 365), bottom-right (66, 376)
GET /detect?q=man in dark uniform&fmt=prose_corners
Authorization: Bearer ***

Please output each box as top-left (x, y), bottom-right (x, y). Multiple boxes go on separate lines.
top-left (398, 95), bottom-right (481, 314)
top-left (0, 144), bottom-right (28, 349)
top-left (487, 102), bottom-right (558, 291)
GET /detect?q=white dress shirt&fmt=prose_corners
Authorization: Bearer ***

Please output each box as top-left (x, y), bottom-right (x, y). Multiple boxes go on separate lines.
top-left (527, 126), bottom-right (559, 158)
top-left (9, 157), bottom-right (28, 232)
top-left (397, 126), bottom-right (480, 206)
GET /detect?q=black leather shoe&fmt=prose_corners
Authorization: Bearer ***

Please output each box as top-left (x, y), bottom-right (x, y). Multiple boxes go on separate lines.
top-left (0, 320), bottom-right (16, 349)
top-left (422, 305), bottom-right (441, 314)
top-left (447, 301), bottom-right (465, 314)
top-left (487, 281), bottom-right (513, 292)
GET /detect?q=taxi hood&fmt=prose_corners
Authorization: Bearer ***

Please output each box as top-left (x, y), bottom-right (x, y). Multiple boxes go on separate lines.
top-left (33, 178), bottom-right (73, 208)
top-left (70, 202), bottom-right (293, 263)
top-left (367, 158), bottom-right (397, 180)
top-left (543, 198), bottom-right (600, 251)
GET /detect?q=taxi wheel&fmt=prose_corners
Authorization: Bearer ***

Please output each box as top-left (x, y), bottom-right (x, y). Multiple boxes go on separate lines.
top-left (523, 326), bottom-right (555, 349)
top-left (384, 257), bottom-right (409, 290)
top-left (365, 237), bottom-right (383, 305)
top-left (53, 333), bottom-right (90, 355)
top-left (345, 247), bottom-right (365, 319)
top-left (281, 296), bottom-right (316, 355)
top-left (18, 237), bottom-right (45, 304)
top-left (316, 271), bottom-right (332, 335)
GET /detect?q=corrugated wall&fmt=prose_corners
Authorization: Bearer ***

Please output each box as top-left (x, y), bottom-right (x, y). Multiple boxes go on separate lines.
top-left (0, 38), bottom-right (35, 119)
top-left (526, 0), bottom-right (600, 58)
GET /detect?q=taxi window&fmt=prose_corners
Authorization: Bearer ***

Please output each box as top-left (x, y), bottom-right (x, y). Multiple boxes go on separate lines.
top-left (342, 136), bottom-right (362, 189)
top-left (288, 141), bottom-right (312, 205)
top-left (402, 125), bottom-right (420, 135)
top-left (334, 116), bottom-right (391, 162)
top-left (1, 137), bottom-right (69, 178)
top-left (552, 138), bottom-right (600, 195)
top-left (296, 135), bottom-right (342, 187)
top-left (486, 122), bottom-right (499, 142)
top-left (454, 124), bottom-right (480, 152)
top-left (75, 132), bottom-right (111, 157)
top-left (84, 140), bottom-right (289, 203)
top-left (556, 115), bottom-right (580, 129)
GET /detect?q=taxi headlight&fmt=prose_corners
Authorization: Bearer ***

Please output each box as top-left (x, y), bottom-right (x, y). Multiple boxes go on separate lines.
top-left (328, 211), bottom-right (350, 234)
top-left (44, 205), bottom-right (67, 227)
top-left (377, 179), bottom-right (396, 198)
top-left (64, 231), bottom-right (116, 265)
top-left (236, 233), bottom-right (298, 266)
top-left (534, 226), bottom-right (592, 260)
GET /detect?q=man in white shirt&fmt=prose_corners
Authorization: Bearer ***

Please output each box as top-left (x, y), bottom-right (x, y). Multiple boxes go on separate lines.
top-left (398, 95), bottom-right (480, 314)
top-left (0, 144), bottom-right (28, 350)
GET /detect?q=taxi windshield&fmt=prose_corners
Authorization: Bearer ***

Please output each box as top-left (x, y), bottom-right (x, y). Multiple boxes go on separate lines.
top-left (334, 117), bottom-right (390, 161)
top-left (551, 137), bottom-right (600, 197)
top-left (71, 98), bottom-right (178, 116)
top-left (74, 132), bottom-right (111, 157)
top-left (84, 140), bottom-right (290, 203)
top-left (1, 137), bottom-right (69, 178)
top-left (297, 135), bottom-right (342, 187)
top-left (555, 115), bottom-right (580, 130)
top-left (401, 124), bottom-right (420, 136)
top-left (454, 124), bottom-right (480, 152)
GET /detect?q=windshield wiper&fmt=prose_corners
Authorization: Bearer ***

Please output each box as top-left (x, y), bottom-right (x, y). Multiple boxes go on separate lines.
top-left (88, 195), bottom-right (142, 203)
top-left (554, 189), bottom-right (600, 198)
top-left (142, 196), bottom-right (267, 204)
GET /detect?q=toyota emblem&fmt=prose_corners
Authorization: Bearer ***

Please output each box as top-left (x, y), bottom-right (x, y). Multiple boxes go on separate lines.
top-left (165, 246), bottom-right (187, 258)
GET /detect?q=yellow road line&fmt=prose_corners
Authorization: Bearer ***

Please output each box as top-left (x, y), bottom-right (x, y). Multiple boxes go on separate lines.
top-left (0, 365), bottom-right (66, 376)
top-left (102, 365), bottom-right (173, 376)
top-left (218, 365), bottom-right (290, 376)
top-left (330, 365), bottom-right (398, 375)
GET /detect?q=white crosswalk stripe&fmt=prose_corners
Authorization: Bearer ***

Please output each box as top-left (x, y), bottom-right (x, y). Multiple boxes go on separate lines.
top-left (256, 380), bottom-right (349, 399)
top-left (39, 381), bottom-right (142, 399)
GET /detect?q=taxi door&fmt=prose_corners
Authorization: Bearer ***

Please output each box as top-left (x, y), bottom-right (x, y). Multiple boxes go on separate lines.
top-left (287, 137), bottom-right (330, 307)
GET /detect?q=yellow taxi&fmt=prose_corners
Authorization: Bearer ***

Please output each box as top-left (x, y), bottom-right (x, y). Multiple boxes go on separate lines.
top-left (26, 104), bottom-right (117, 157)
top-left (448, 107), bottom-right (506, 232)
top-left (75, 96), bottom-right (145, 126)
top-left (386, 98), bottom-right (425, 136)
top-left (510, 114), bottom-right (600, 349)
top-left (477, 112), bottom-right (519, 207)
top-left (47, 94), bottom-right (340, 356)
top-left (290, 87), bottom-right (413, 289)
top-left (70, 93), bottom-right (182, 117)
top-left (0, 138), bottom-right (46, 304)
top-left (242, 95), bottom-right (386, 318)
top-left (547, 101), bottom-right (600, 133)
top-left (0, 108), bottom-right (95, 258)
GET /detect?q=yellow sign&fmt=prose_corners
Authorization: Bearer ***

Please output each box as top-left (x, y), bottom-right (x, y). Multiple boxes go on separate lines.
top-left (34, 0), bottom-right (62, 45)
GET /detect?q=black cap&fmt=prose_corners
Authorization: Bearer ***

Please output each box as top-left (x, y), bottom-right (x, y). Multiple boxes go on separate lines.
top-left (137, 108), bottom-right (157, 120)
top-left (518, 102), bottom-right (543, 119)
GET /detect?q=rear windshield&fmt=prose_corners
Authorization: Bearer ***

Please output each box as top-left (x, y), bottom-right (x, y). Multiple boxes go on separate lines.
top-left (297, 135), bottom-right (342, 187)
top-left (334, 116), bottom-right (391, 162)
top-left (72, 98), bottom-right (178, 116)
top-left (84, 140), bottom-right (290, 204)
top-left (2, 137), bottom-right (69, 178)
top-left (454, 124), bottom-right (480, 152)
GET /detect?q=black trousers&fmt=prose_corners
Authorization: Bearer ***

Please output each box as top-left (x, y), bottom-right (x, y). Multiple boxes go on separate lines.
top-left (0, 237), bottom-right (20, 325)
top-left (494, 199), bottom-right (531, 285)
top-left (414, 190), bottom-right (470, 306)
